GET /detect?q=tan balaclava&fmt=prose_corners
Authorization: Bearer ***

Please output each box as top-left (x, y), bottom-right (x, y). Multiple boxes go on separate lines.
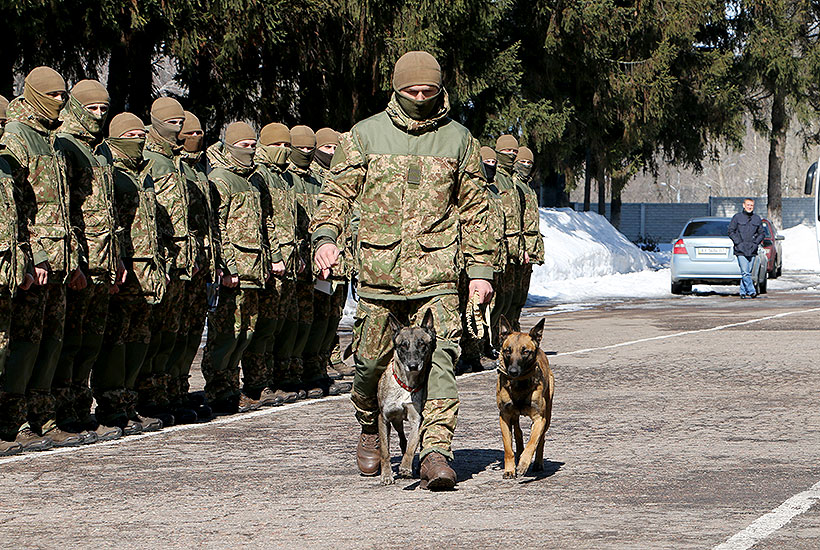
top-left (480, 146), bottom-right (497, 182)
top-left (180, 110), bottom-right (204, 154)
top-left (150, 97), bottom-right (185, 144)
top-left (314, 127), bottom-right (339, 169)
top-left (107, 112), bottom-right (146, 167)
top-left (258, 122), bottom-right (291, 167)
top-left (495, 134), bottom-right (519, 172)
top-left (224, 121), bottom-right (257, 167)
top-left (68, 79), bottom-right (110, 136)
top-left (23, 66), bottom-right (67, 122)
top-left (289, 125), bottom-right (316, 169)
top-left (515, 146), bottom-right (534, 179)
top-left (392, 51), bottom-right (443, 121)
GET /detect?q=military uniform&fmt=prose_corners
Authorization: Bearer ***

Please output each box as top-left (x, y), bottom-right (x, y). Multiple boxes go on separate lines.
top-left (92, 113), bottom-right (167, 429)
top-left (139, 99), bottom-right (193, 421)
top-left (51, 83), bottom-right (119, 433)
top-left (509, 148), bottom-right (543, 330)
top-left (0, 77), bottom-right (71, 442)
top-left (311, 87), bottom-right (494, 463)
top-left (201, 128), bottom-right (267, 411)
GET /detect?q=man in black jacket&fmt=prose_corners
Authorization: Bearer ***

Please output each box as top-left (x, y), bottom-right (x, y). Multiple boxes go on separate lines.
top-left (728, 198), bottom-right (764, 299)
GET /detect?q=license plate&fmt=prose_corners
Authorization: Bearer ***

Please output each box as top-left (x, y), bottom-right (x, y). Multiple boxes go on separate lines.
top-left (696, 247), bottom-right (728, 256)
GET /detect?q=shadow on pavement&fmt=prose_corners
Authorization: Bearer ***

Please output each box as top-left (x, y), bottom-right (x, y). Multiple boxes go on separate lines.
top-left (452, 448), bottom-right (505, 482)
top-left (518, 460), bottom-right (564, 483)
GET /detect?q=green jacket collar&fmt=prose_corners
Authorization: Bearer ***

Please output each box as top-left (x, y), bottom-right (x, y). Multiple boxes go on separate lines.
top-left (385, 89), bottom-right (451, 134)
top-left (5, 97), bottom-right (58, 135)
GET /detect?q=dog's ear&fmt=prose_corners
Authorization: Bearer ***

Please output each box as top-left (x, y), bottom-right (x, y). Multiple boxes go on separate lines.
top-left (420, 308), bottom-right (435, 335)
top-left (529, 318), bottom-right (545, 347)
top-left (498, 315), bottom-right (513, 345)
top-left (388, 313), bottom-right (404, 338)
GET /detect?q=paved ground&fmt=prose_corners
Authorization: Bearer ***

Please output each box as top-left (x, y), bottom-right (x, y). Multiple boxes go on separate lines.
top-left (3, 274), bottom-right (820, 549)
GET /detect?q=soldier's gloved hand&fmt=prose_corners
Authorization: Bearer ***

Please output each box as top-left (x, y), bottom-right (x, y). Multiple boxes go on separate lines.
top-left (221, 272), bottom-right (239, 288)
top-left (469, 278), bottom-right (494, 305)
top-left (271, 261), bottom-right (286, 276)
top-left (69, 267), bottom-right (87, 291)
top-left (19, 272), bottom-right (35, 291)
top-left (116, 259), bottom-right (128, 286)
top-left (524, 252), bottom-right (530, 264)
top-left (34, 261), bottom-right (50, 286)
top-left (314, 242), bottom-right (340, 280)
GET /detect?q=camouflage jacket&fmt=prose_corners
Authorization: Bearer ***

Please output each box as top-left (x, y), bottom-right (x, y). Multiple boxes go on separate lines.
top-left (181, 152), bottom-right (219, 279)
top-left (55, 101), bottom-right (119, 282)
top-left (144, 131), bottom-right (195, 279)
top-left (516, 175), bottom-right (544, 265)
top-left (289, 163), bottom-right (321, 282)
top-left (98, 140), bottom-right (167, 304)
top-left (313, 159), bottom-right (355, 283)
top-left (0, 153), bottom-right (30, 296)
top-left (483, 181), bottom-right (507, 272)
top-left (495, 166), bottom-right (525, 264)
top-left (255, 161), bottom-right (296, 278)
top-left (0, 98), bottom-right (71, 277)
top-left (311, 91), bottom-right (494, 300)
top-left (207, 142), bottom-right (270, 289)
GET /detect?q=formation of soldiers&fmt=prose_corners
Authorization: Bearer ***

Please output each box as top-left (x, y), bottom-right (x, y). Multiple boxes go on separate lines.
top-left (0, 55), bottom-right (543, 468)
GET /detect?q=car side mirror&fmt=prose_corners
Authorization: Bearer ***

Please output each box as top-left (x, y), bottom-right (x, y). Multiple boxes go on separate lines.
top-left (806, 161), bottom-right (817, 195)
top-left (776, 235), bottom-right (785, 241)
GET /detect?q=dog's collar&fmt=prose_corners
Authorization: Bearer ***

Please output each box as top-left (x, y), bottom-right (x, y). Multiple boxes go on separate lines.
top-left (393, 368), bottom-right (423, 393)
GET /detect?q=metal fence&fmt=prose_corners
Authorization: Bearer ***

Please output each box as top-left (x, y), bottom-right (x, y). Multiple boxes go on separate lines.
top-left (574, 196), bottom-right (813, 243)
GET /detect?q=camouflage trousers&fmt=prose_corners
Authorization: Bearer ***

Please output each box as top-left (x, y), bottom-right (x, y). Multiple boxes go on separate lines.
top-left (490, 262), bottom-right (519, 347)
top-left (202, 286), bottom-right (259, 403)
top-left (241, 278), bottom-right (282, 397)
top-left (0, 290), bottom-right (9, 377)
top-left (166, 272), bottom-right (208, 404)
top-left (52, 281), bottom-right (110, 426)
top-left (270, 278), bottom-right (298, 389)
top-left (508, 263), bottom-right (532, 331)
top-left (138, 276), bottom-right (185, 410)
top-left (93, 289), bottom-right (152, 426)
top-left (350, 293), bottom-right (461, 460)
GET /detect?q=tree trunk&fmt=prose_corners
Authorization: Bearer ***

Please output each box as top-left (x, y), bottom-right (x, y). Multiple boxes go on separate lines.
top-left (596, 156), bottom-right (606, 216)
top-left (583, 147), bottom-right (591, 211)
top-left (767, 89), bottom-right (787, 229)
top-left (611, 180), bottom-right (622, 230)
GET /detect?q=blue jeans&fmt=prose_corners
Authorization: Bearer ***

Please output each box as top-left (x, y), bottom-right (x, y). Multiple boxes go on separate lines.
top-left (737, 255), bottom-right (757, 296)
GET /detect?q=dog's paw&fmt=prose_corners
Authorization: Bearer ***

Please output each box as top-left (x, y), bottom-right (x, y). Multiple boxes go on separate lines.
top-left (502, 470), bottom-right (516, 479)
top-left (397, 466), bottom-right (413, 479)
top-left (380, 474), bottom-right (395, 486)
top-left (516, 464), bottom-right (529, 477)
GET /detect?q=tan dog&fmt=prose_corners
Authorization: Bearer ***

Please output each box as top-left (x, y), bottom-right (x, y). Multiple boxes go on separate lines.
top-left (496, 315), bottom-right (554, 479)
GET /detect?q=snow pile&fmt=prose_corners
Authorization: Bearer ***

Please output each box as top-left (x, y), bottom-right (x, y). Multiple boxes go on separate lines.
top-left (780, 223), bottom-right (820, 272)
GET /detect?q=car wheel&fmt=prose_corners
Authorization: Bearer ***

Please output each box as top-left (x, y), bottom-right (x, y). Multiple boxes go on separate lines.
top-left (776, 264), bottom-right (782, 278)
top-left (671, 281), bottom-right (691, 295)
top-left (759, 274), bottom-right (767, 294)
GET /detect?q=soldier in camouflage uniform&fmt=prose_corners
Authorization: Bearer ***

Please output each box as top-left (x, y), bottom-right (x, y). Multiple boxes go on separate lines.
top-left (307, 127), bottom-right (352, 396)
top-left (312, 51), bottom-right (495, 490)
top-left (509, 146), bottom-right (544, 330)
top-left (201, 122), bottom-right (267, 414)
top-left (457, 145), bottom-right (505, 373)
top-left (0, 67), bottom-right (73, 451)
top-left (489, 134), bottom-right (524, 346)
top-left (245, 122), bottom-right (297, 406)
top-left (0, 95), bottom-right (35, 455)
top-left (92, 113), bottom-right (165, 434)
top-left (139, 97), bottom-right (192, 427)
top-left (51, 80), bottom-right (123, 443)
top-left (287, 125), bottom-right (322, 399)
top-left (166, 110), bottom-right (214, 423)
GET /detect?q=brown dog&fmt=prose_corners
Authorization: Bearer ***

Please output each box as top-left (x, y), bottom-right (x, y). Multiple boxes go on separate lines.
top-left (496, 315), bottom-right (554, 479)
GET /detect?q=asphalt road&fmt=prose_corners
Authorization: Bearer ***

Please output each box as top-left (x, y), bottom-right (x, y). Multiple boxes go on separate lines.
top-left (2, 273), bottom-right (820, 549)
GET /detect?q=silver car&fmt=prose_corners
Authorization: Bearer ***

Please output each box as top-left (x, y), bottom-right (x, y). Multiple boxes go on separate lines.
top-left (670, 217), bottom-right (768, 295)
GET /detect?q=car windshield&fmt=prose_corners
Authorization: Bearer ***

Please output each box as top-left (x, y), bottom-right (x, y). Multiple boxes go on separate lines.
top-left (762, 222), bottom-right (772, 238)
top-left (683, 220), bottom-right (730, 237)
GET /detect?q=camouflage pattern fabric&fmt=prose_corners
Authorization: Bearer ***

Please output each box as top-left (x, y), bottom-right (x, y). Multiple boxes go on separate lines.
top-left (420, 398), bottom-right (459, 461)
top-left (1, 98), bottom-right (71, 273)
top-left (457, 272), bottom-right (483, 361)
top-left (241, 278), bottom-right (283, 396)
top-left (55, 102), bottom-right (119, 283)
top-left (182, 155), bottom-right (219, 277)
top-left (0, 292), bottom-right (9, 377)
top-left (255, 163), bottom-right (298, 278)
top-left (202, 286), bottom-right (259, 403)
top-left (93, 387), bottom-right (129, 428)
top-left (349, 294), bottom-right (461, 433)
top-left (509, 263), bottom-right (533, 331)
top-left (2, 282), bottom-right (47, 396)
top-left (0, 154), bottom-right (29, 303)
top-left (167, 271), bottom-right (208, 402)
top-left (208, 142), bottom-right (270, 289)
top-left (495, 166), bottom-right (525, 265)
top-left (26, 281), bottom-right (66, 429)
top-left (289, 163), bottom-right (321, 284)
top-left (310, 90), bottom-right (495, 300)
top-left (517, 175), bottom-right (544, 265)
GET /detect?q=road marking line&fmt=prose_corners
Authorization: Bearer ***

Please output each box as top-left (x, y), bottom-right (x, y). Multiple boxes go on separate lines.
top-left (713, 479), bottom-right (820, 550)
top-left (3, 305), bottom-right (818, 467)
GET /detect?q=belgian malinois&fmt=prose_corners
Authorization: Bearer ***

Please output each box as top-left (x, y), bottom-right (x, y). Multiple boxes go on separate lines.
top-left (376, 309), bottom-right (436, 485)
top-left (496, 315), bottom-right (554, 479)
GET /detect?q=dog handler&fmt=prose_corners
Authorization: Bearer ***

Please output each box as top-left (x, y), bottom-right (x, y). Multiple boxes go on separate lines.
top-left (312, 51), bottom-right (495, 490)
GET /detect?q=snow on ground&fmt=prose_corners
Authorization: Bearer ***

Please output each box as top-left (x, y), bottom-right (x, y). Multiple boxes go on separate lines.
top-left (342, 210), bottom-right (820, 321)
